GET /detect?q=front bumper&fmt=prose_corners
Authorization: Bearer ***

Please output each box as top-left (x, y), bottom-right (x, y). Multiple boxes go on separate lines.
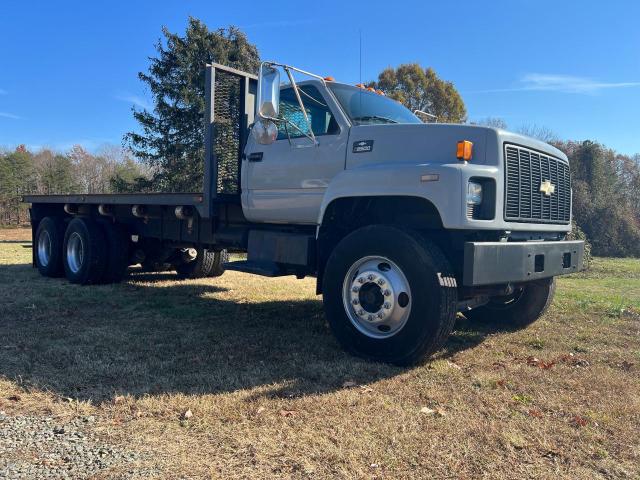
top-left (463, 240), bottom-right (584, 286)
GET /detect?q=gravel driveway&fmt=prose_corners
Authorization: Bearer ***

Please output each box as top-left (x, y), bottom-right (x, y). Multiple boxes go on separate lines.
top-left (0, 411), bottom-right (148, 479)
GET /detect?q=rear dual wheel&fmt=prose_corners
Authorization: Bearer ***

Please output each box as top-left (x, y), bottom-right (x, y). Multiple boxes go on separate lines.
top-left (36, 216), bottom-right (130, 285)
top-left (35, 217), bottom-right (66, 277)
top-left (98, 220), bottom-right (130, 283)
top-left (63, 218), bottom-right (108, 284)
top-left (176, 248), bottom-right (228, 279)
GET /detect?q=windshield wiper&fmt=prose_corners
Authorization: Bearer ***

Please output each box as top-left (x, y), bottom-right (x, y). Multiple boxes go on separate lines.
top-left (352, 115), bottom-right (398, 125)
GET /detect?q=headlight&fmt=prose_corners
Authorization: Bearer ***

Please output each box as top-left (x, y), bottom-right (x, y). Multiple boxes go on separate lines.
top-left (467, 181), bottom-right (483, 205)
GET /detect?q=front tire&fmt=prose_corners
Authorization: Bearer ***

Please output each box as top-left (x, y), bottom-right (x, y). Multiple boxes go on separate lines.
top-left (322, 225), bottom-right (457, 365)
top-left (464, 278), bottom-right (556, 328)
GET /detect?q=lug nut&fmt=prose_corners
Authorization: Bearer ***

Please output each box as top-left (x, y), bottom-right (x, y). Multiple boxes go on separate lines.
top-left (367, 274), bottom-right (375, 281)
top-left (383, 289), bottom-right (391, 296)
top-left (377, 312), bottom-right (384, 319)
top-left (383, 302), bottom-right (391, 310)
top-left (352, 299), bottom-right (359, 305)
top-left (352, 286), bottom-right (360, 293)
top-left (357, 309), bottom-right (364, 316)
top-left (357, 277), bottom-right (365, 284)
top-left (367, 315), bottom-right (374, 321)
top-left (377, 278), bottom-right (386, 285)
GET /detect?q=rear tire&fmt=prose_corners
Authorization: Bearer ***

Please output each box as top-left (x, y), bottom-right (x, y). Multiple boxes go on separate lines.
top-left (209, 249), bottom-right (228, 277)
top-left (99, 221), bottom-right (130, 283)
top-left (63, 218), bottom-right (108, 285)
top-left (35, 217), bottom-right (65, 277)
top-left (464, 278), bottom-right (556, 328)
top-left (176, 248), bottom-right (226, 279)
top-left (322, 225), bottom-right (458, 365)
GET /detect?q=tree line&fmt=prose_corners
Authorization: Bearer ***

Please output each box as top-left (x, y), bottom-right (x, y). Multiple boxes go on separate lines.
top-left (2, 18), bottom-right (639, 257)
top-left (0, 145), bottom-right (150, 224)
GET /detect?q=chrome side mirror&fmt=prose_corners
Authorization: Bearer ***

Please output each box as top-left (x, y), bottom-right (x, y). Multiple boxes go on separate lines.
top-left (257, 64), bottom-right (280, 119)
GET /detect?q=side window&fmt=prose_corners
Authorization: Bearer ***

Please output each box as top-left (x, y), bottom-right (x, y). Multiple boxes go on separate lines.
top-left (277, 85), bottom-right (339, 140)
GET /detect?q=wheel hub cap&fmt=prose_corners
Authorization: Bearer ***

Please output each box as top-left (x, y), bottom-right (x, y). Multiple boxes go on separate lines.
top-left (343, 256), bottom-right (411, 339)
top-left (37, 230), bottom-right (52, 267)
top-left (66, 232), bottom-right (85, 274)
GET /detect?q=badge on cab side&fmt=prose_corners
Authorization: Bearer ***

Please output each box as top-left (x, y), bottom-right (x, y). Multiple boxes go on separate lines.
top-left (353, 140), bottom-right (374, 153)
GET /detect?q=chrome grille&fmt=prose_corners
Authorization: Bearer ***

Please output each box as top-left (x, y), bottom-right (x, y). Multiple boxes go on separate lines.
top-left (504, 144), bottom-right (571, 224)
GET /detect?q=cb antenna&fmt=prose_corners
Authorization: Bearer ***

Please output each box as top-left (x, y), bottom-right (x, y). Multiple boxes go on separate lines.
top-left (359, 29), bottom-right (362, 85)
top-left (359, 29), bottom-right (362, 113)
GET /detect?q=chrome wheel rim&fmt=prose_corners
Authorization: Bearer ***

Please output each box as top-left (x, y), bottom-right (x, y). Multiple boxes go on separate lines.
top-left (66, 232), bottom-right (85, 274)
top-left (342, 256), bottom-right (412, 339)
top-left (37, 230), bottom-right (52, 267)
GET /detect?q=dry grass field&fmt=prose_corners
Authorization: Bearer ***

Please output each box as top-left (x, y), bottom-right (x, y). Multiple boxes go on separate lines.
top-left (0, 228), bottom-right (639, 478)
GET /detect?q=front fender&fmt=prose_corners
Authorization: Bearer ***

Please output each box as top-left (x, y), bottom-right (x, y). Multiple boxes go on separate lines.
top-left (318, 162), bottom-right (472, 228)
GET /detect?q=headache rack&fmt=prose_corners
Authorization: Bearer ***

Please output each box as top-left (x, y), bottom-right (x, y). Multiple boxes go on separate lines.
top-left (504, 144), bottom-right (571, 224)
top-left (202, 63), bottom-right (257, 217)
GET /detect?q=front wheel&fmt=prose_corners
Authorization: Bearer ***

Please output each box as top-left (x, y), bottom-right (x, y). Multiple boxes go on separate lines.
top-left (464, 278), bottom-right (556, 328)
top-left (322, 225), bottom-right (457, 365)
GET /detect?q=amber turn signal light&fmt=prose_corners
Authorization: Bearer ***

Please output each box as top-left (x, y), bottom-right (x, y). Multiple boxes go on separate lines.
top-left (456, 140), bottom-right (473, 161)
top-left (323, 76), bottom-right (335, 82)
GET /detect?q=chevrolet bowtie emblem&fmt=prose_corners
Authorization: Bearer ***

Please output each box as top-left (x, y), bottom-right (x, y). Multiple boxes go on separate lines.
top-left (540, 180), bottom-right (556, 196)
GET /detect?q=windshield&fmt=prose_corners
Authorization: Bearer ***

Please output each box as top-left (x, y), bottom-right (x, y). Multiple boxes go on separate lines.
top-left (328, 83), bottom-right (422, 126)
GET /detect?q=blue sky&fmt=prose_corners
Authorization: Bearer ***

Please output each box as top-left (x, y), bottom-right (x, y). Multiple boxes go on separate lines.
top-left (1, 0), bottom-right (639, 155)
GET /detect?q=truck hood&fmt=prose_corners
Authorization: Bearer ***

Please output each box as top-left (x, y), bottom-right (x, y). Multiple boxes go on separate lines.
top-left (346, 123), bottom-right (567, 169)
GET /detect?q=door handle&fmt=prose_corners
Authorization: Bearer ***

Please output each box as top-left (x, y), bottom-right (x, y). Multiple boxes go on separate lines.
top-left (248, 152), bottom-right (263, 162)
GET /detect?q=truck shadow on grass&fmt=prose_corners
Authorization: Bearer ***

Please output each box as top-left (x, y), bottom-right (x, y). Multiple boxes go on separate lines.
top-left (0, 263), bottom-right (515, 403)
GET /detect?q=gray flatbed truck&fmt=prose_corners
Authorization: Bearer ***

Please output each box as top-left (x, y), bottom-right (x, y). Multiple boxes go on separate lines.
top-left (25, 62), bottom-right (584, 365)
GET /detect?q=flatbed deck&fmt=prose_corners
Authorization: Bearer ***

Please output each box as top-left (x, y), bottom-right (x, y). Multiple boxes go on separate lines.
top-left (24, 193), bottom-right (205, 206)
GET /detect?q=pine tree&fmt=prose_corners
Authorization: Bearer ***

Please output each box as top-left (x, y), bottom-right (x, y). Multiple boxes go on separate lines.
top-left (124, 18), bottom-right (260, 192)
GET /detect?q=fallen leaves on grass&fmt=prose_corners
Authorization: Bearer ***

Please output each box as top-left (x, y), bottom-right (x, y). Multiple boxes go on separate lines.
top-left (420, 407), bottom-right (446, 417)
top-left (572, 415), bottom-right (589, 427)
top-left (526, 356), bottom-right (556, 369)
top-left (279, 409), bottom-right (297, 418)
top-left (558, 353), bottom-right (590, 368)
top-left (528, 408), bottom-right (544, 418)
top-left (525, 353), bottom-right (591, 369)
top-left (182, 409), bottom-right (193, 420)
top-left (7, 395), bottom-right (21, 402)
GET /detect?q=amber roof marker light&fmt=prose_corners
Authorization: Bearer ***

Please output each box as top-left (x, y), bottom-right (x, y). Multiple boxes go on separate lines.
top-left (456, 140), bottom-right (473, 161)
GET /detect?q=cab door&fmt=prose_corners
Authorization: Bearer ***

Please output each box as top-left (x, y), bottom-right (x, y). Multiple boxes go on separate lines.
top-left (242, 83), bottom-right (348, 224)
